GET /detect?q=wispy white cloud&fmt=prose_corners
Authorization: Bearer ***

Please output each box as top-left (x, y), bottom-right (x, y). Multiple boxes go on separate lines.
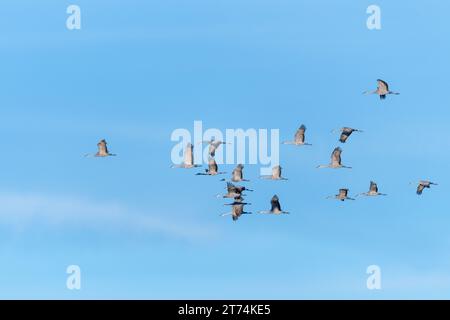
top-left (0, 192), bottom-right (216, 240)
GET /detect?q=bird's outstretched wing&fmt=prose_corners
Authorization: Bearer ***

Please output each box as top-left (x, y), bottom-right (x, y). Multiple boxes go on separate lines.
top-left (339, 132), bottom-right (351, 143)
top-left (208, 158), bottom-right (218, 174)
top-left (227, 182), bottom-right (237, 193)
top-left (294, 125), bottom-right (306, 144)
top-left (272, 165), bottom-right (281, 178)
top-left (370, 181), bottom-right (378, 193)
top-left (232, 164), bottom-right (243, 180)
top-left (184, 143), bottom-right (194, 166)
top-left (377, 79), bottom-right (389, 92)
top-left (97, 139), bottom-right (108, 155)
top-left (417, 183), bottom-right (425, 195)
top-left (339, 128), bottom-right (353, 143)
top-left (331, 147), bottom-right (342, 165)
top-left (270, 195), bottom-right (281, 212)
top-left (339, 189), bottom-right (348, 198)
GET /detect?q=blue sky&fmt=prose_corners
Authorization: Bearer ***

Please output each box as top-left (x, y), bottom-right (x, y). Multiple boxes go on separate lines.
top-left (1, 0), bottom-right (450, 299)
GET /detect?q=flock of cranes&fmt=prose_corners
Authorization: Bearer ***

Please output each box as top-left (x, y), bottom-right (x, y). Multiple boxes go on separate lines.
top-left (86, 79), bottom-right (437, 221)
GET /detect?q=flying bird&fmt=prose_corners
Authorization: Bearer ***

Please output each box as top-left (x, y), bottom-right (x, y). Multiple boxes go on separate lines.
top-left (412, 180), bottom-right (438, 195)
top-left (356, 181), bottom-right (387, 197)
top-left (171, 143), bottom-right (201, 168)
top-left (201, 138), bottom-right (228, 157)
top-left (221, 203), bottom-right (252, 221)
top-left (195, 158), bottom-right (226, 176)
top-left (282, 124), bottom-right (312, 146)
top-left (221, 164), bottom-right (249, 182)
top-left (364, 79), bottom-right (399, 100)
top-left (85, 139), bottom-right (116, 157)
top-left (317, 147), bottom-right (351, 169)
top-left (260, 165), bottom-right (288, 180)
top-left (216, 182), bottom-right (253, 199)
top-left (258, 195), bottom-right (290, 214)
top-left (326, 188), bottom-right (355, 201)
top-left (332, 127), bottom-right (363, 143)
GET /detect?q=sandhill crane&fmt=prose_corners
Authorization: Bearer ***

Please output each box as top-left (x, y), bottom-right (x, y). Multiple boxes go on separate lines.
top-left (364, 79), bottom-right (399, 100)
top-left (171, 143), bottom-right (201, 169)
top-left (216, 182), bottom-right (253, 199)
top-left (326, 188), bottom-right (355, 201)
top-left (260, 165), bottom-right (288, 180)
top-left (221, 164), bottom-right (249, 182)
top-left (201, 138), bottom-right (228, 157)
top-left (412, 180), bottom-right (438, 195)
top-left (195, 158), bottom-right (226, 176)
top-left (332, 127), bottom-right (363, 143)
top-left (258, 195), bottom-right (289, 214)
top-left (317, 147), bottom-right (351, 169)
top-left (282, 124), bottom-right (312, 146)
top-left (221, 203), bottom-right (252, 221)
top-left (85, 139), bottom-right (116, 157)
top-left (356, 181), bottom-right (387, 197)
